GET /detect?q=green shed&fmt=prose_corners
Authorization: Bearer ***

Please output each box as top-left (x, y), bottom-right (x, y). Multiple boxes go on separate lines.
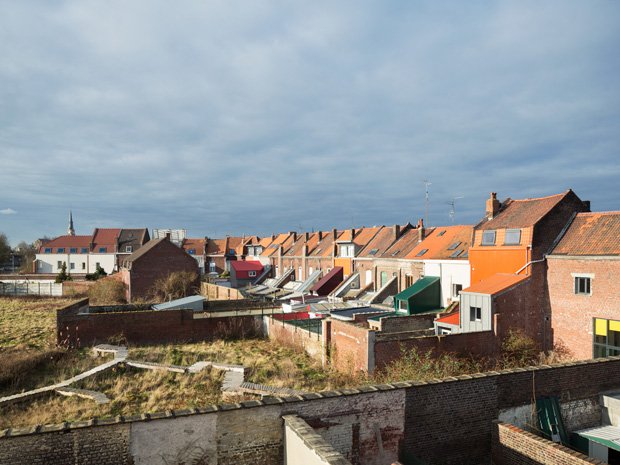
top-left (393, 276), bottom-right (441, 314)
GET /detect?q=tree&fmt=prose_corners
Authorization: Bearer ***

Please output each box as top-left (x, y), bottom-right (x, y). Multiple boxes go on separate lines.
top-left (55, 262), bottom-right (72, 283)
top-left (0, 233), bottom-right (10, 264)
top-left (16, 241), bottom-right (37, 273)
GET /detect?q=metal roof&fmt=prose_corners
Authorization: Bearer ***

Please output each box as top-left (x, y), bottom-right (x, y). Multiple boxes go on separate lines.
top-left (576, 425), bottom-right (620, 452)
top-left (152, 295), bottom-right (205, 311)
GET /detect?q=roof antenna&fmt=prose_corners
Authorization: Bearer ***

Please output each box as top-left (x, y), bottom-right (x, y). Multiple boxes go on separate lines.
top-left (423, 180), bottom-right (432, 227)
top-left (447, 196), bottom-right (464, 223)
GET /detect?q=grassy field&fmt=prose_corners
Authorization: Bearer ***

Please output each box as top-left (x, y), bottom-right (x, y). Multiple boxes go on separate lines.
top-left (0, 297), bottom-right (362, 428)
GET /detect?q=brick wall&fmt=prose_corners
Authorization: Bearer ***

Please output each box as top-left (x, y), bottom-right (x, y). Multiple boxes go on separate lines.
top-left (267, 316), bottom-right (324, 359)
top-left (324, 319), bottom-right (372, 372)
top-left (378, 314), bottom-right (435, 333)
top-left (491, 421), bottom-right (598, 465)
top-left (2, 357), bottom-right (620, 464)
top-left (548, 257), bottom-right (620, 359)
top-left (57, 306), bottom-right (262, 347)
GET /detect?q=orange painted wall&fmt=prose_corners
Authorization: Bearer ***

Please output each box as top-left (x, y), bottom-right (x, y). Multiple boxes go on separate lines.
top-left (469, 247), bottom-right (528, 284)
top-left (334, 257), bottom-right (352, 276)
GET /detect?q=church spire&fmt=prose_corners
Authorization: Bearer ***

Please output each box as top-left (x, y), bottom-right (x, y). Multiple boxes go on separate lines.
top-left (68, 211), bottom-right (75, 236)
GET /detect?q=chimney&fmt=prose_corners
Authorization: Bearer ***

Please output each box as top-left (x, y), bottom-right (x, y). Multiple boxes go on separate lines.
top-left (332, 228), bottom-right (337, 239)
top-left (393, 224), bottom-right (401, 240)
top-left (165, 232), bottom-right (171, 240)
top-left (271, 234), bottom-right (275, 241)
top-left (582, 200), bottom-right (591, 211)
top-left (303, 245), bottom-right (308, 257)
top-left (350, 228), bottom-right (356, 240)
top-left (486, 192), bottom-right (501, 220)
top-left (417, 219), bottom-right (426, 243)
top-left (290, 231), bottom-right (297, 242)
top-left (318, 231), bottom-right (323, 241)
top-left (304, 232), bottom-right (309, 242)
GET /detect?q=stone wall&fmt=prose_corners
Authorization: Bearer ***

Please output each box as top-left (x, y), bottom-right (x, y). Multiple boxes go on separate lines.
top-left (491, 421), bottom-right (598, 465)
top-left (2, 357), bottom-right (620, 465)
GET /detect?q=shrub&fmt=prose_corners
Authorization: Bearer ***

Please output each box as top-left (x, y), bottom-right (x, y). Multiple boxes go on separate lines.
top-left (500, 329), bottom-right (539, 367)
top-left (150, 271), bottom-right (199, 302)
top-left (54, 263), bottom-right (72, 283)
top-left (88, 278), bottom-right (127, 305)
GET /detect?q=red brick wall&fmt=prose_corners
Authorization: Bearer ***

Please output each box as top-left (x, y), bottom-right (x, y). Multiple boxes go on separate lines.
top-left (267, 317), bottom-right (323, 359)
top-left (126, 240), bottom-right (199, 301)
top-left (548, 257), bottom-right (620, 359)
top-left (325, 318), bottom-right (371, 372)
top-left (491, 421), bottom-right (598, 465)
top-left (57, 307), bottom-right (261, 347)
top-left (374, 330), bottom-right (498, 370)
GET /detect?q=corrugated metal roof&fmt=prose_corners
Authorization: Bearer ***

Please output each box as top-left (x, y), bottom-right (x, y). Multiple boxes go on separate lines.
top-left (576, 425), bottom-right (620, 452)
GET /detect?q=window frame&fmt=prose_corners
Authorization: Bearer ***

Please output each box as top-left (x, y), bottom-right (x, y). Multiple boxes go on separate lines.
top-left (470, 306), bottom-right (482, 322)
top-left (481, 230), bottom-right (496, 246)
top-left (504, 229), bottom-right (522, 245)
top-left (574, 276), bottom-right (592, 295)
top-left (248, 270), bottom-right (257, 277)
top-left (57, 248), bottom-right (65, 253)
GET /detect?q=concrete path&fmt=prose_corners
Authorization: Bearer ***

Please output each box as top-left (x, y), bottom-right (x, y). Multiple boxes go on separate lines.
top-left (55, 387), bottom-right (110, 404)
top-left (0, 344), bottom-right (127, 405)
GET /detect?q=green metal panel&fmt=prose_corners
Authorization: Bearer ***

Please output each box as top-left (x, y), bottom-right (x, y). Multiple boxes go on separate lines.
top-left (536, 396), bottom-right (569, 446)
top-left (393, 277), bottom-right (441, 314)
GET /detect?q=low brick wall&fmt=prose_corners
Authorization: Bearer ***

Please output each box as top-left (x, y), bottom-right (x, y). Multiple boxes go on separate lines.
top-left (491, 421), bottom-right (598, 465)
top-left (201, 282), bottom-right (244, 300)
top-left (267, 316), bottom-right (323, 359)
top-left (378, 314), bottom-right (435, 333)
top-left (57, 303), bottom-right (262, 347)
top-left (324, 319), bottom-right (373, 373)
top-left (374, 330), bottom-right (499, 370)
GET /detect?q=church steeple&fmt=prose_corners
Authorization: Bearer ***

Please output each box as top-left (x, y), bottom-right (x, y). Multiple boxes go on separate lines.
top-left (68, 211), bottom-right (75, 236)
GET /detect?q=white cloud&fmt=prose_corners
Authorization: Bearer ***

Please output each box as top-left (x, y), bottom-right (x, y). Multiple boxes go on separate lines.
top-left (0, 208), bottom-right (17, 215)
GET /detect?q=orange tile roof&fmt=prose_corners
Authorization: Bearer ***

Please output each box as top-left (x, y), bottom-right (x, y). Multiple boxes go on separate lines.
top-left (436, 311), bottom-right (460, 326)
top-left (262, 233), bottom-right (293, 257)
top-left (358, 225), bottom-right (411, 258)
top-left (309, 231), bottom-right (338, 257)
top-left (182, 238), bottom-right (205, 255)
top-left (381, 227), bottom-right (426, 259)
top-left (405, 225), bottom-right (473, 260)
top-left (285, 232), bottom-right (321, 256)
top-left (206, 238), bottom-right (227, 255)
top-left (462, 273), bottom-right (529, 295)
top-left (477, 191), bottom-right (571, 230)
top-left (551, 212), bottom-right (620, 256)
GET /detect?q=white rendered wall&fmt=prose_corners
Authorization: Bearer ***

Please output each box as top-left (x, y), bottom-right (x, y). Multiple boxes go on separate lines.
top-left (423, 260), bottom-right (470, 307)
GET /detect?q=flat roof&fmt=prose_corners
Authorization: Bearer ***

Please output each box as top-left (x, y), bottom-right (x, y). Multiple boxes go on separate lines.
top-left (462, 273), bottom-right (529, 296)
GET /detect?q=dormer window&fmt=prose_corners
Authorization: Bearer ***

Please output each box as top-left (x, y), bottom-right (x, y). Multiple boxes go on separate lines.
top-left (481, 230), bottom-right (496, 246)
top-left (504, 229), bottom-right (521, 245)
top-left (188, 248), bottom-right (195, 255)
top-left (339, 244), bottom-right (355, 257)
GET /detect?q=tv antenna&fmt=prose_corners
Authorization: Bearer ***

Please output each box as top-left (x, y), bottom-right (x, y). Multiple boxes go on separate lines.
top-left (447, 196), bottom-right (464, 223)
top-left (423, 180), bottom-right (432, 226)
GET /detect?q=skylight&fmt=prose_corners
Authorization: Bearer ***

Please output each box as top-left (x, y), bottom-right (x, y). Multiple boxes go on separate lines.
top-left (450, 250), bottom-right (463, 258)
top-left (391, 250), bottom-right (400, 257)
top-left (448, 242), bottom-right (461, 250)
top-left (369, 248), bottom-right (379, 255)
top-left (437, 230), bottom-right (446, 236)
top-left (416, 249), bottom-right (428, 257)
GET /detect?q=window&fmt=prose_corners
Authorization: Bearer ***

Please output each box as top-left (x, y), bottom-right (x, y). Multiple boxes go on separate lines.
top-left (44, 248), bottom-right (52, 253)
top-left (452, 284), bottom-right (463, 298)
top-left (575, 276), bottom-right (591, 295)
top-left (81, 247), bottom-right (88, 254)
top-left (57, 248), bottom-right (65, 253)
top-left (340, 244), bottom-right (354, 257)
top-left (249, 271), bottom-right (257, 277)
top-left (448, 242), bottom-right (461, 250)
top-left (38, 261), bottom-right (43, 269)
top-left (229, 249), bottom-right (235, 255)
top-left (369, 248), bottom-right (379, 256)
top-left (70, 262), bottom-right (75, 270)
top-left (99, 247), bottom-right (107, 253)
top-left (70, 248), bottom-right (77, 253)
top-left (504, 229), bottom-right (521, 245)
top-left (57, 261), bottom-right (62, 269)
top-left (82, 263), bottom-right (86, 270)
top-left (209, 262), bottom-right (216, 272)
top-left (450, 250), bottom-right (463, 258)
top-left (125, 246), bottom-right (133, 253)
top-left (470, 306), bottom-right (482, 322)
top-left (481, 230), bottom-right (496, 245)
top-left (298, 267), bottom-right (303, 280)
top-left (398, 300), bottom-right (409, 312)
top-left (593, 318), bottom-right (620, 358)
top-left (187, 248), bottom-right (195, 255)
top-left (437, 230), bottom-right (446, 236)
top-left (416, 249), bottom-right (428, 257)
top-left (438, 327), bottom-right (452, 335)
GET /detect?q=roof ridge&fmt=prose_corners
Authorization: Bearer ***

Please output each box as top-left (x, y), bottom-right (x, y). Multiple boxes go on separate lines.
top-left (510, 190), bottom-right (569, 202)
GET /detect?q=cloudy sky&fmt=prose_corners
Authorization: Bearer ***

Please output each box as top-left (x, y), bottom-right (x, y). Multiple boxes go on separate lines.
top-left (1, 1), bottom-right (619, 245)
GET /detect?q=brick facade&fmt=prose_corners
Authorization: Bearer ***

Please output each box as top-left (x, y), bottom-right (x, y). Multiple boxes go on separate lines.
top-left (548, 256), bottom-right (620, 359)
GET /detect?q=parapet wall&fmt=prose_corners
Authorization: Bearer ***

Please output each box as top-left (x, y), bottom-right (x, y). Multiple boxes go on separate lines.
top-left (3, 356), bottom-right (618, 465)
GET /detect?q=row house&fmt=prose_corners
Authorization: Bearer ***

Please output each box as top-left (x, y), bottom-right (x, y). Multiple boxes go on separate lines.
top-left (204, 236), bottom-right (247, 275)
top-left (438, 190), bottom-right (590, 349)
top-left (35, 227), bottom-right (150, 275)
top-left (547, 211), bottom-right (620, 359)
top-left (181, 238), bottom-right (206, 274)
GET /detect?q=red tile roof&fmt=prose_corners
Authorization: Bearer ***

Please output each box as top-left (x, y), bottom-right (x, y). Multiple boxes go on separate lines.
top-left (358, 225), bottom-right (411, 258)
top-left (405, 225), bottom-right (473, 260)
top-left (92, 228), bottom-right (121, 253)
top-left (436, 311), bottom-right (460, 326)
top-left (477, 191), bottom-right (571, 230)
top-left (381, 227), bottom-right (426, 259)
top-left (39, 235), bottom-right (91, 253)
top-left (230, 260), bottom-right (263, 272)
top-left (183, 238), bottom-right (205, 255)
top-left (206, 238), bottom-right (227, 255)
top-left (462, 273), bottom-right (529, 295)
top-left (551, 212), bottom-right (620, 256)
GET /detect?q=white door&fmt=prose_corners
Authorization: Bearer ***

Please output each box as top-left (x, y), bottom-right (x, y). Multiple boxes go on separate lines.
top-left (365, 269), bottom-right (372, 288)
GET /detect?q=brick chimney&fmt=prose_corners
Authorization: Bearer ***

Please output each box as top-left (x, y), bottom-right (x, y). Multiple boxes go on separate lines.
top-left (350, 228), bottom-right (356, 240)
top-left (417, 219), bottom-right (425, 243)
top-left (582, 200), bottom-right (591, 211)
top-left (290, 231), bottom-right (297, 242)
top-left (304, 232), bottom-right (309, 242)
top-left (486, 192), bottom-right (501, 220)
top-left (393, 224), bottom-right (401, 240)
top-left (318, 231), bottom-right (323, 241)
top-left (332, 228), bottom-right (337, 239)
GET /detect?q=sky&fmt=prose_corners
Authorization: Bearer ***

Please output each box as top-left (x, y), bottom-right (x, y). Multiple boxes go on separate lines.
top-left (1, 1), bottom-right (619, 245)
